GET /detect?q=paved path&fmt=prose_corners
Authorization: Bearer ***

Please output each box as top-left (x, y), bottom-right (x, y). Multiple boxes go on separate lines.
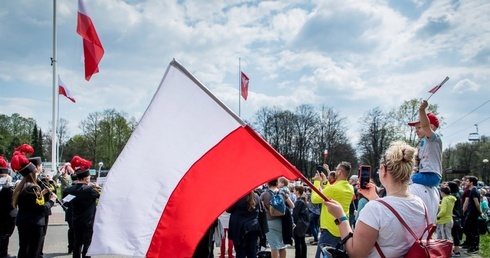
top-left (7, 205), bottom-right (483, 257)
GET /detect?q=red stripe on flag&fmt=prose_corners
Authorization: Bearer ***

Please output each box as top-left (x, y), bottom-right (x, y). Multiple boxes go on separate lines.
top-left (147, 125), bottom-right (301, 257)
top-left (428, 85), bottom-right (441, 94)
top-left (58, 76), bottom-right (76, 103)
top-left (77, 0), bottom-right (104, 81)
top-left (428, 76), bottom-right (449, 94)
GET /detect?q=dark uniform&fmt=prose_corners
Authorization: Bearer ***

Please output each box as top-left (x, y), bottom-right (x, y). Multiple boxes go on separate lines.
top-left (63, 182), bottom-right (100, 258)
top-left (0, 180), bottom-right (16, 258)
top-left (37, 177), bottom-right (55, 257)
top-left (16, 183), bottom-right (55, 258)
top-left (63, 174), bottom-right (79, 254)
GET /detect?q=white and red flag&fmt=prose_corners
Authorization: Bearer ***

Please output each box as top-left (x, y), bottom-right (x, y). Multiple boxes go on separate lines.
top-left (77, 0), bottom-right (104, 81)
top-left (428, 76), bottom-right (449, 94)
top-left (58, 76), bottom-right (76, 103)
top-left (240, 71), bottom-right (249, 100)
top-left (324, 149), bottom-right (328, 158)
top-left (87, 60), bottom-right (302, 257)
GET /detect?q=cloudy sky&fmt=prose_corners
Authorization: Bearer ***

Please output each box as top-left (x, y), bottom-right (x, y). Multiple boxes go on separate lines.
top-left (1, 0), bottom-right (489, 148)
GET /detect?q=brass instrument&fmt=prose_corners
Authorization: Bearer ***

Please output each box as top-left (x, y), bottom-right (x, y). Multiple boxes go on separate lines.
top-left (38, 177), bottom-right (67, 211)
top-left (88, 182), bottom-right (103, 195)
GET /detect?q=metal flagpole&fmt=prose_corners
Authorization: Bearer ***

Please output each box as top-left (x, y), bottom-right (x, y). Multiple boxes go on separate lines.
top-left (51, 0), bottom-right (59, 172)
top-left (238, 57), bottom-right (241, 117)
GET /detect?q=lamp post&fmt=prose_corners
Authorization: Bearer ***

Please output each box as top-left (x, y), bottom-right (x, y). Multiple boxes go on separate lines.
top-left (484, 159), bottom-right (489, 185)
top-left (98, 161), bottom-right (103, 179)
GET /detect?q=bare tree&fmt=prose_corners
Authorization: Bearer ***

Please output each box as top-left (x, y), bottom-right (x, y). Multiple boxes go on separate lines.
top-left (358, 107), bottom-right (399, 171)
top-left (291, 104), bottom-right (320, 174)
top-left (79, 112), bottom-right (102, 162)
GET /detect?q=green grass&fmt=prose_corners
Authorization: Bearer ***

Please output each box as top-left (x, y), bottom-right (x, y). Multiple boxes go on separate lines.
top-left (481, 233), bottom-right (490, 257)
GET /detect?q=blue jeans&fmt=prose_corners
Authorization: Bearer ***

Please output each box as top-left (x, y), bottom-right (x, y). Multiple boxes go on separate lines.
top-left (315, 229), bottom-right (340, 258)
top-left (308, 213), bottom-right (320, 242)
top-left (411, 172), bottom-right (441, 187)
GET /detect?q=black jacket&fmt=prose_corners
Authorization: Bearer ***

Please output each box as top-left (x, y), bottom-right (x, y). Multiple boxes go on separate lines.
top-left (16, 184), bottom-right (54, 227)
top-left (227, 193), bottom-right (260, 246)
top-left (63, 183), bottom-right (100, 228)
top-left (0, 185), bottom-right (15, 220)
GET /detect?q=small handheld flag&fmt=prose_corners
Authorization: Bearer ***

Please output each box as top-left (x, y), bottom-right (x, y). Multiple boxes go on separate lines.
top-left (427, 76), bottom-right (449, 100)
top-left (323, 149), bottom-right (328, 158)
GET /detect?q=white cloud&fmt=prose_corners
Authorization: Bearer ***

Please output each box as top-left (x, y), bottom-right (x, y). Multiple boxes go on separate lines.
top-left (0, 0), bottom-right (489, 147)
top-left (452, 79), bottom-right (480, 93)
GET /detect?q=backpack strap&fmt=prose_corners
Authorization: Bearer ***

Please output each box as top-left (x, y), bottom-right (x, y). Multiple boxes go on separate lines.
top-left (374, 199), bottom-right (429, 257)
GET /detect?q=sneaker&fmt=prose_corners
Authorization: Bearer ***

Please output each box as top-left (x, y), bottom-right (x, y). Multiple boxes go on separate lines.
top-left (451, 251), bottom-right (461, 257)
top-left (466, 247), bottom-right (479, 254)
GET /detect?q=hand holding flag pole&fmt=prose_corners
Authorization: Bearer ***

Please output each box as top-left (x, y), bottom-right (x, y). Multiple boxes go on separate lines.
top-left (426, 76), bottom-right (449, 101)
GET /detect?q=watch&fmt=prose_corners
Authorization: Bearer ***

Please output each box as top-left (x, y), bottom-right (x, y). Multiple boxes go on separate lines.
top-left (334, 215), bottom-right (348, 225)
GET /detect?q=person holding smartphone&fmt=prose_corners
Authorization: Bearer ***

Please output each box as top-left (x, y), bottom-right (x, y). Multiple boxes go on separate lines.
top-left (310, 162), bottom-right (354, 258)
top-left (323, 141), bottom-right (426, 258)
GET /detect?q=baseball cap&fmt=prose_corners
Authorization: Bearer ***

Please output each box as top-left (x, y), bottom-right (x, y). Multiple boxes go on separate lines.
top-left (408, 112), bottom-right (439, 129)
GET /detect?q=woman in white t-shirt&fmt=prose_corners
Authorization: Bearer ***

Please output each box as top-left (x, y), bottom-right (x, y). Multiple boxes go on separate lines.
top-left (324, 141), bottom-right (426, 258)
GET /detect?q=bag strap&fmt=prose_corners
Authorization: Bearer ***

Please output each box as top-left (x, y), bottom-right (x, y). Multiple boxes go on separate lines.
top-left (374, 199), bottom-right (430, 258)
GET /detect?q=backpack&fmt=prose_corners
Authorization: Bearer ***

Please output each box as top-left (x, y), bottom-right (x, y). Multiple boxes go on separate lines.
top-left (268, 189), bottom-right (286, 216)
top-left (375, 199), bottom-right (453, 258)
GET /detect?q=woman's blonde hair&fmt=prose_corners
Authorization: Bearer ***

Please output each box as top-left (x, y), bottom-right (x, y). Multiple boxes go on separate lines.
top-left (380, 141), bottom-right (415, 185)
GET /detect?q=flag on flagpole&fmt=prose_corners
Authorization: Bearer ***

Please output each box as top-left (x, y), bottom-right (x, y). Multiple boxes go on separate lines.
top-left (87, 60), bottom-right (302, 258)
top-left (324, 149), bottom-right (328, 158)
top-left (58, 76), bottom-right (76, 103)
top-left (77, 0), bottom-right (104, 81)
top-left (428, 76), bottom-right (449, 94)
top-left (240, 71), bottom-right (249, 100)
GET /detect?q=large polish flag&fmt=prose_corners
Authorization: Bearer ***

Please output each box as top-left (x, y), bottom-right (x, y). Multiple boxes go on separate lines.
top-left (88, 60), bottom-right (303, 258)
top-left (77, 0), bottom-right (104, 81)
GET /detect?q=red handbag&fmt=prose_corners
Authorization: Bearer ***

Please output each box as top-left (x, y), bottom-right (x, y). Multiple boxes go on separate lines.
top-left (374, 199), bottom-right (453, 258)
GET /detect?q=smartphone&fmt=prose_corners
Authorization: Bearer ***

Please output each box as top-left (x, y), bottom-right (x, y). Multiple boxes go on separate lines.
top-left (317, 165), bottom-right (323, 174)
top-left (359, 165), bottom-right (371, 189)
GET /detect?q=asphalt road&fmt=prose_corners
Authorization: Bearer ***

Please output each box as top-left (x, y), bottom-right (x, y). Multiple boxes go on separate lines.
top-left (6, 205), bottom-right (483, 257)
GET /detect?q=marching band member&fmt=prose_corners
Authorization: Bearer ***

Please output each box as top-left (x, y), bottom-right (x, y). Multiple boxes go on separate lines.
top-left (11, 150), bottom-right (56, 258)
top-left (0, 155), bottom-right (16, 258)
top-left (63, 156), bottom-right (101, 258)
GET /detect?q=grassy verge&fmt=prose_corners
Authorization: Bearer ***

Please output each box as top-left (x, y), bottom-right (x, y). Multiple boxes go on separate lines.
top-left (480, 233), bottom-right (489, 257)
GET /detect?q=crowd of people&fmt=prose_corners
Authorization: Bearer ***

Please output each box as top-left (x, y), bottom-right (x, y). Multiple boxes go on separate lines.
top-left (1, 99), bottom-right (489, 258)
top-left (193, 100), bottom-right (489, 258)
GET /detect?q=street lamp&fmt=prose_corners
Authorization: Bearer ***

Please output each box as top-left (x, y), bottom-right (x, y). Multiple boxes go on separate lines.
top-left (483, 159), bottom-right (489, 185)
top-left (97, 161), bottom-right (103, 178)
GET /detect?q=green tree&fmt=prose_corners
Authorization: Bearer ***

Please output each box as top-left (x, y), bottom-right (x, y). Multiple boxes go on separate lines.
top-left (97, 109), bottom-right (133, 167)
top-left (0, 113), bottom-right (36, 159)
top-left (31, 124), bottom-right (42, 157)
